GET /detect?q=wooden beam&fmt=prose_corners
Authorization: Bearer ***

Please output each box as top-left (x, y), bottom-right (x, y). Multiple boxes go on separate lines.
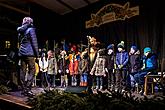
top-left (0, 2), bottom-right (30, 15)
top-left (83, 0), bottom-right (90, 5)
top-left (57, 0), bottom-right (75, 11)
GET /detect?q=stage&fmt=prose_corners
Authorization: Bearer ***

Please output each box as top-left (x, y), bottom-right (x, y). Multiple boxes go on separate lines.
top-left (0, 86), bottom-right (164, 110)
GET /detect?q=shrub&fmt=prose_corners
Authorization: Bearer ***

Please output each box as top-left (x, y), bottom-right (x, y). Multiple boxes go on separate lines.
top-left (28, 90), bottom-right (86, 110)
top-left (28, 89), bottom-right (165, 110)
top-left (0, 85), bottom-right (8, 95)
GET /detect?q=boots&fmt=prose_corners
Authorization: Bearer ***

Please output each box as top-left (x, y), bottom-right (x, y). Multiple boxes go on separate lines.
top-left (61, 76), bottom-right (64, 87)
top-left (80, 82), bottom-right (83, 86)
top-left (99, 86), bottom-right (103, 91)
top-left (84, 82), bottom-right (87, 86)
top-left (95, 86), bottom-right (99, 90)
top-left (139, 85), bottom-right (144, 95)
top-left (80, 82), bottom-right (87, 86)
top-left (65, 77), bottom-right (68, 87)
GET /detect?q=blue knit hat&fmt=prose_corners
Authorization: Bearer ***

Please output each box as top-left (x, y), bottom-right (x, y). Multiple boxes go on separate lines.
top-left (144, 47), bottom-right (151, 54)
top-left (131, 45), bottom-right (138, 51)
top-left (107, 44), bottom-right (114, 50)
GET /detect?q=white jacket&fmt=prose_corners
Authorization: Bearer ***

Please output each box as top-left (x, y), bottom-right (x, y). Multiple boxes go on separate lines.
top-left (39, 57), bottom-right (48, 72)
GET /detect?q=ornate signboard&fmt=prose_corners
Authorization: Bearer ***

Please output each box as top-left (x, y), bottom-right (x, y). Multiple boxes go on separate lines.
top-left (85, 2), bottom-right (139, 28)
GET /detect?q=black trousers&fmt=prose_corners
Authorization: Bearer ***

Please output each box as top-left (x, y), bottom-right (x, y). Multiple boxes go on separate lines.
top-left (115, 69), bottom-right (127, 90)
top-left (107, 69), bottom-right (115, 89)
top-left (19, 56), bottom-right (35, 91)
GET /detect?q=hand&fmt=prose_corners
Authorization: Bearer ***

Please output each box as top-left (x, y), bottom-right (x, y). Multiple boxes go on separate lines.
top-left (141, 67), bottom-right (145, 70)
top-left (113, 69), bottom-right (115, 73)
top-left (141, 64), bottom-right (145, 70)
top-left (103, 74), bottom-right (106, 77)
top-left (66, 69), bottom-right (69, 73)
top-left (61, 50), bottom-right (66, 56)
top-left (105, 68), bottom-right (108, 73)
top-left (118, 65), bottom-right (123, 69)
top-left (90, 72), bottom-right (93, 75)
top-left (58, 70), bottom-right (62, 73)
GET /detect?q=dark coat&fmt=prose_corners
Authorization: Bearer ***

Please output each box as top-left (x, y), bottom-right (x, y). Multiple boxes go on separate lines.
top-left (17, 23), bottom-right (39, 57)
top-left (129, 50), bottom-right (141, 73)
top-left (106, 54), bottom-right (114, 70)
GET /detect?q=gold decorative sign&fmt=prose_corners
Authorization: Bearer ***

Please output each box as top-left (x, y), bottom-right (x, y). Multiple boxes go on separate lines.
top-left (85, 2), bottom-right (139, 28)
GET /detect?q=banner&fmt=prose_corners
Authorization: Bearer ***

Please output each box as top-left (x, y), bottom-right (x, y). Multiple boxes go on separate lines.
top-left (85, 2), bottom-right (139, 29)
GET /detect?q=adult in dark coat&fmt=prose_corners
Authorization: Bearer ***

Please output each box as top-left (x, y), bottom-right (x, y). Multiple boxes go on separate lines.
top-left (17, 17), bottom-right (39, 96)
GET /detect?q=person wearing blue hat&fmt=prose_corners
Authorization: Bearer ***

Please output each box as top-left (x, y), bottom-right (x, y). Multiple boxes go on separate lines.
top-left (143, 47), bottom-right (151, 56)
top-left (134, 47), bottom-right (158, 95)
top-left (128, 45), bottom-right (141, 91)
top-left (106, 44), bottom-right (115, 90)
top-left (115, 41), bottom-right (129, 92)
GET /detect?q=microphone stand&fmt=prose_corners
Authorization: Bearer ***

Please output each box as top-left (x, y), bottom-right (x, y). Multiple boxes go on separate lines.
top-left (53, 40), bottom-right (56, 87)
top-left (62, 40), bottom-right (66, 87)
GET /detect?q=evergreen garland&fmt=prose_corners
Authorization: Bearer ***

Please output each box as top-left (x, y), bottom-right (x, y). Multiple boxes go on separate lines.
top-left (27, 89), bottom-right (165, 110)
top-left (0, 85), bottom-right (8, 95)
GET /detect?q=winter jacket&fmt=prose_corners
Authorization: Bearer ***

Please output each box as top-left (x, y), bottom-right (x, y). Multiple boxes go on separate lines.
top-left (48, 57), bottom-right (57, 75)
top-left (39, 57), bottom-right (48, 72)
top-left (142, 53), bottom-right (158, 72)
top-left (129, 50), bottom-right (141, 73)
top-left (78, 59), bottom-right (88, 74)
top-left (90, 56), bottom-right (107, 76)
top-left (17, 23), bottom-right (39, 57)
top-left (106, 54), bottom-right (114, 70)
top-left (116, 51), bottom-right (129, 69)
top-left (58, 56), bottom-right (67, 75)
top-left (67, 53), bottom-right (79, 75)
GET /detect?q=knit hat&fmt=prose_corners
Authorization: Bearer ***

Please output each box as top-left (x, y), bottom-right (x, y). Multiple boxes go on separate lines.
top-left (107, 44), bottom-right (114, 50)
top-left (131, 45), bottom-right (138, 52)
top-left (117, 41), bottom-right (125, 48)
top-left (144, 47), bottom-right (151, 54)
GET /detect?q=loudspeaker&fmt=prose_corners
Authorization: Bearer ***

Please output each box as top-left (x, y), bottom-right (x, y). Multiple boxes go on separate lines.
top-left (64, 86), bottom-right (92, 95)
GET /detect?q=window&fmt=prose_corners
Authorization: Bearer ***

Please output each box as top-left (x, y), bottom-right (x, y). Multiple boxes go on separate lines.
top-left (5, 41), bottom-right (10, 48)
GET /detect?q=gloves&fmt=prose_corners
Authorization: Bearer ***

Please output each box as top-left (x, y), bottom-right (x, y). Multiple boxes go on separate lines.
top-left (90, 72), bottom-right (93, 75)
top-left (66, 69), bottom-right (69, 73)
top-left (113, 69), bottom-right (115, 73)
top-left (105, 68), bottom-right (108, 73)
top-left (58, 70), bottom-right (62, 73)
top-left (118, 65), bottom-right (123, 69)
